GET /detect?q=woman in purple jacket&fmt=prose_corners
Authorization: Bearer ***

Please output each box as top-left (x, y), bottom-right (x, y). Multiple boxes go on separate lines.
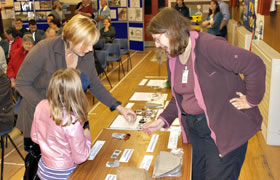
top-left (142, 8), bottom-right (265, 180)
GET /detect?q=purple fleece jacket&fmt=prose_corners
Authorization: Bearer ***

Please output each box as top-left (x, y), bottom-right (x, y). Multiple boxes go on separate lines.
top-left (159, 31), bottom-right (266, 157)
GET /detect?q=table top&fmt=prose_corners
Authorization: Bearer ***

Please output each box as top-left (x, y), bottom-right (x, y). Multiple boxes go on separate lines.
top-left (69, 129), bottom-right (192, 180)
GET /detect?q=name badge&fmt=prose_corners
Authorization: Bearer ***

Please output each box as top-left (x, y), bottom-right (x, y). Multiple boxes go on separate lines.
top-left (182, 66), bottom-right (188, 86)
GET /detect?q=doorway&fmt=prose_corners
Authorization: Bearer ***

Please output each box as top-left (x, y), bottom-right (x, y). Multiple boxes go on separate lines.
top-left (144, 0), bottom-right (168, 46)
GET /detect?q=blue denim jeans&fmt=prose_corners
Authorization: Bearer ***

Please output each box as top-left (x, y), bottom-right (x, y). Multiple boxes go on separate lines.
top-left (183, 112), bottom-right (247, 180)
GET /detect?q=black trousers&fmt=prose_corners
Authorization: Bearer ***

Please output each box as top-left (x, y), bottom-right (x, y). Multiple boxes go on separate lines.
top-left (24, 138), bottom-right (41, 180)
top-left (183, 113), bottom-right (247, 180)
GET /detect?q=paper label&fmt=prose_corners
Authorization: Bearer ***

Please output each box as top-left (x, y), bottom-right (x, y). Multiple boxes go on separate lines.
top-left (88, 141), bottom-right (105, 160)
top-left (168, 131), bottom-right (179, 149)
top-left (105, 174), bottom-right (117, 180)
top-left (139, 155), bottom-right (153, 170)
top-left (146, 134), bottom-right (159, 152)
top-left (119, 149), bottom-right (134, 162)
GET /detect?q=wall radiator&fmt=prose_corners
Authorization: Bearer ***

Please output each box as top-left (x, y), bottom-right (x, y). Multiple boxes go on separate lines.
top-left (251, 40), bottom-right (280, 145)
top-left (237, 26), bottom-right (252, 50)
top-left (227, 19), bottom-right (238, 46)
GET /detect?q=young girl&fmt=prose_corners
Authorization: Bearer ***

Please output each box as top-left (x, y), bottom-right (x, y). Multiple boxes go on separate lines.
top-left (31, 68), bottom-right (91, 179)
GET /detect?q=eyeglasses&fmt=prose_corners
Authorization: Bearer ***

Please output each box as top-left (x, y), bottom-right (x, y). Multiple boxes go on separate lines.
top-left (153, 33), bottom-right (164, 44)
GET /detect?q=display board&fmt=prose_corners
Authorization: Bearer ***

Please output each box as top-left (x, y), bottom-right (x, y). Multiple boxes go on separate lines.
top-left (98, 0), bottom-right (144, 51)
top-left (14, 0), bottom-right (52, 29)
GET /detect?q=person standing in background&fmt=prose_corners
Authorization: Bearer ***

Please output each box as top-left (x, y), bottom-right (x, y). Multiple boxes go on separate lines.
top-left (96, 0), bottom-right (110, 30)
top-left (51, 1), bottom-right (65, 23)
top-left (174, 0), bottom-right (191, 20)
top-left (202, 0), bottom-right (223, 36)
top-left (75, 0), bottom-right (93, 18)
top-left (217, 0), bottom-right (230, 37)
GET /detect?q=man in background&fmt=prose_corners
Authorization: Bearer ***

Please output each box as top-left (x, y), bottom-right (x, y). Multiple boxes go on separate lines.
top-left (15, 18), bottom-right (28, 38)
top-left (28, 20), bottom-right (45, 44)
top-left (96, 0), bottom-right (110, 30)
top-left (217, 0), bottom-right (230, 37)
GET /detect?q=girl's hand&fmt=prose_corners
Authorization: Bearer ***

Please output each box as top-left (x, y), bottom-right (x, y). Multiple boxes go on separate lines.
top-left (142, 119), bottom-right (165, 135)
top-left (83, 128), bottom-right (91, 137)
top-left (229, 92), bottom-right (252, 110)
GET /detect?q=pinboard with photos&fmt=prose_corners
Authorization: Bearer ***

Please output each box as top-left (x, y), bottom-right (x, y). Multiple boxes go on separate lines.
top-left (98, 0), bottom-right (144, 51)
top-left (14, 0), bottom-right (53, 29)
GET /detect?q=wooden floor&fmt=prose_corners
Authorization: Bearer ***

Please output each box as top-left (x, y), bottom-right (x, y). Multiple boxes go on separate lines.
top-left (2, 47), bottom-right (280, 180)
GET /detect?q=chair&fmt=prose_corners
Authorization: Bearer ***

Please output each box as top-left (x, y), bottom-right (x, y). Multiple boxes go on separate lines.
top-left (104, 43), bottom-right (125, 81)
top-left (113, 39), bottom-right (132, 72)
top-left (93, 38), bottom-right (105, 50)
top-left (1, 130), bottom-right (25, 180)
top-left (94, 50), bottom-right (113, 88)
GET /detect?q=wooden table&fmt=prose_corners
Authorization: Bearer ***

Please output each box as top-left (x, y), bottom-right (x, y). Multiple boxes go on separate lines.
top-left (69, 129), bottom-right (192, 180)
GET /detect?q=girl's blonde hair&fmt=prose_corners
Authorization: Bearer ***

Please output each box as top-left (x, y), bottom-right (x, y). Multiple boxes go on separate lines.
top-left (62, 14), bottom-right (100, 51)
top-left (47, 68), bottom-right (89, 126)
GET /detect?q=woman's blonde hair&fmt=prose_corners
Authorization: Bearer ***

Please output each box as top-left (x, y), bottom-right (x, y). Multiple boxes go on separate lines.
top-left (147, 7), bottom-right (192, 57)
top-left (62, 14), bottom-right (100, 51)
top-left (46, 68), bottom-right (89, 126)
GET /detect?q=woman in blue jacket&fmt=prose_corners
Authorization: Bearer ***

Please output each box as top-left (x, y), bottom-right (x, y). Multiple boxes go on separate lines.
top-left (202, 0), bottom-right (223, 36)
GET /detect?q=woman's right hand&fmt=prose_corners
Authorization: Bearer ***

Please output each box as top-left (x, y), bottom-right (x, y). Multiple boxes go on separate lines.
top-left (142, 119), bottom-right (165, 135)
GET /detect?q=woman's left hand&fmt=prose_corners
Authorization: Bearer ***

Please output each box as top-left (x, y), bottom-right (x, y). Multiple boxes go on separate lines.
top-left (229, 92), bottom-right (252, 110)
top-left (116, 105), bottom-right (137, 122)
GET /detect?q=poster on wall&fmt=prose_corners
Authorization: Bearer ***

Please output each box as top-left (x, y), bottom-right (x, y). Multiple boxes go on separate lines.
top-left (118, 8), bottom-right (127, 21)
top-left (243, 0), bottom-right (256, 32)
top-left (130, 0), bottom-right (140, 8)
top-left (128, 27), bottom-right (143, 41)
top-left (128, 8), bottom-right (142, 21)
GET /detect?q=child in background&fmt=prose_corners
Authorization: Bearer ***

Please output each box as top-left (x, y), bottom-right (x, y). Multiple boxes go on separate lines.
top-left (31, 68), bottom-right (91, 179)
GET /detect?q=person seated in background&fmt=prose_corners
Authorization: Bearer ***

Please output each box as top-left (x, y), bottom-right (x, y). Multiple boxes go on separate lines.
top-left (28, 19), bottom-right (45, 44)
top-left (45, 28), bottom-right (57, 39)
top-left (15, 18), bottom-right (28, 38)
top-left (100, 18), bottom-right (115, 43)
top-left (0, 33), bottom-right (9, 60)
top-left (49, 18), bottom-right (62, 35)
top-left (202, 0), bottom-right (223, 36)
top-left (174, 0), bottom-right (191, 20)
top-left (74, 0), bottom-right (93, 18)
top-left (51, 1), bottom-right (65, 23)
top-left (96, 0), bottom-right (110, 30)
top-left (7, 34), bottom-right (34, 88)
top-left (0, 46), bottom-right (7, 73)
top-left (5, 27), bottom-right (22, 61)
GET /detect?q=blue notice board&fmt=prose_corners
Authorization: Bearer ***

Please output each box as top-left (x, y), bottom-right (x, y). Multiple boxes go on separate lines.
top-left (101, 0), bottom-right (144, 51)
